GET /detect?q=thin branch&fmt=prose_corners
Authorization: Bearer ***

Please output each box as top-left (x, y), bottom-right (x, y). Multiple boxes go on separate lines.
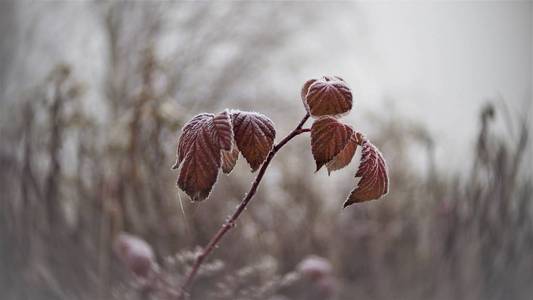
top-left (176, 112), bottom-right (310, 299)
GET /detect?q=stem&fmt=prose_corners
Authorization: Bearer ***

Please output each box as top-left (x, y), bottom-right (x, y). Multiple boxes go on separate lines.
top-left (177, 113), bottom-right (310, 299)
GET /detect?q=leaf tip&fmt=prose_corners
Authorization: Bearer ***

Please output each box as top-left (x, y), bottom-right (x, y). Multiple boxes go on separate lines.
top-left (189, 189), bottom-right (211, 202)
top-left (171, 160), bottom-right (179, 170)
top-left (343, 199), bottom-right (354, 208)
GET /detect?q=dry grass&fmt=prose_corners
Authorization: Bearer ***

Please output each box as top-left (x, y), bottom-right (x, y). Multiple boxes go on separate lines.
top-left (0, 4), bottom-right (531, 299)
top-left (0, 60), bottom-right (531, 300)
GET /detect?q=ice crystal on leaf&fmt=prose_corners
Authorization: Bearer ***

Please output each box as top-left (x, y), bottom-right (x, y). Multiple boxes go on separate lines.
top-left (172, 76), bottom-right (388, 207)
top-left (173, 113), bottom-right (222, 201)
top-left (172, 76), bottom-right (390, 297)
top-left (344, 134), bottom-right (389, 207)
top-left (231, 110), bottom-right (276, 172)
top-left (173, 110), bottom-right (276, 201)
top-left (325, 132), bottom-right (359, 175)
top-left (310, 116), bottom-right (354, 172)
top-left (302, 75), bottom-right (352, 118)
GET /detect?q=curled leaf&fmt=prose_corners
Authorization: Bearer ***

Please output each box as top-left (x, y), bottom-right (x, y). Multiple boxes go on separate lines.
top-left (231, 110), bottom-right (276, 172)
top-left (302, 76), bottom-right (352, 117)
top-left (344, 136), bottom-right (389, 207)
top-left (174, 113), bottom-right (222, 201)
top-left (325, 132), bottom-right (359, 175)
top-left (311, 116), bottom-right (354, 172)
top-left (221, 147), bottom-right (239, 174)
top-left (211, 109), bottom-right (233, 151)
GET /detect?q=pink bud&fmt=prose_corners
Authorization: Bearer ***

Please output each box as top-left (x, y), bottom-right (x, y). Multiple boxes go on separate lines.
top-left (297, 255), bottom-right (333, 280)
top-left (114, 232), bottom-right (155, 278)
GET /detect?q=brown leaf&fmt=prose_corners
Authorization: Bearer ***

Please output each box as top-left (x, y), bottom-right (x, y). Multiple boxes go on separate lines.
top-left (231, 110), bottom-right (276, 172)
top-left (301, 78), bottom-right (317, 102)
top-left (172, 113), bottom-right (214, 169)
top-left (211, 109), bottom-right (233, 151)
top-left (302, 76), bottom-right (352, 117)
top-left (325, 132), bottom-right (359, 175)
top-left (311, 116), bottom-right (354, 172)
top-left (221, 147), bottom-right (239, 174)
top-left (344, 136), bottom-right (389, 207)
top-left (173, 113), bottom-right (222, 201)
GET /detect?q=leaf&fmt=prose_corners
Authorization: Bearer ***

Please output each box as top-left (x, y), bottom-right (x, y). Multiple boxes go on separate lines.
top-left (221, 147), bottom-right (239, 174)
top-left (211, 109), bottom-right (233, 151)
top-left (325, 132), bottom-right (359, 175)
top-left (172, 113), bottom-right (214, 169)
top-left (344, 136), bottom-right (389, 207)
top-left (301, 78), bottom-right (317, 102)
top-left (231, 110), bottom-right (276, 172)
top-left (311, 116), bottom-right (354, 172)
top-left (302, 76), bottom-right (352, 118)
top-left (173, 113), bottom-right (222, 201)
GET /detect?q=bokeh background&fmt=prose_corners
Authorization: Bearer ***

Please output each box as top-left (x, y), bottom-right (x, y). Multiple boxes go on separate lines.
top-left (0, 1), bottom-right (532, 300)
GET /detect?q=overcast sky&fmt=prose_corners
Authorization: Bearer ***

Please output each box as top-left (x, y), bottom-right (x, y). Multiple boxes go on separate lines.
top-left (360, 1), bottom-right (532, 172)
top-left (289, 1), bottom-right (532, 172)
top-left (2, 1), bottom-right (531, 173)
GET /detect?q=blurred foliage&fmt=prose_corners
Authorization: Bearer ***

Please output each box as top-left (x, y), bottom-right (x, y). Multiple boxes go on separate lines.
top-left (0, 2), bottom-right (532, 300)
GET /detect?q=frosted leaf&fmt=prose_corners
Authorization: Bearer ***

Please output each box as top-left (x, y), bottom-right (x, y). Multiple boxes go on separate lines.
top-left (172, 113), bottom-right (213, 169)
top-left (344, 135), bottom-right (389, 207)
top-left (302, 76), bottom-right (352, 118)
top-left (221, 146), bottom-right (239, 174)
top-left (211, 109), bottom-right (233, 151)
top-left (173, 113), bottom-right (222, 201)
top-left (325, 132), bottom-right (359, 175)
top-left (301, 78), bottom-right (317, 102)
top-left (310, 116), bottom-right (354, 172)
top-left (231, 110), bottom-right (276, 172)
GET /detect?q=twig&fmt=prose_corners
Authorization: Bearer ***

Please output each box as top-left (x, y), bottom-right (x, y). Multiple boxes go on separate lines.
top-left (176, 113), bottom-right (310, 299)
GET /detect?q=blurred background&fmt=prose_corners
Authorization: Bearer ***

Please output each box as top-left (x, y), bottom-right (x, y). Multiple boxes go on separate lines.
top-left (0, 1), bottom-right (532, 300)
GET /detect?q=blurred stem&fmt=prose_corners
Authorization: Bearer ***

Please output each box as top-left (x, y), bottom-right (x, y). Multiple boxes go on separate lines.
top-left (177, 112), bottom-right (311, 299)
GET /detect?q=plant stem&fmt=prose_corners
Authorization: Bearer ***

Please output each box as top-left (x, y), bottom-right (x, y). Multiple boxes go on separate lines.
top-left (177, 113), bottom-right (310, 299)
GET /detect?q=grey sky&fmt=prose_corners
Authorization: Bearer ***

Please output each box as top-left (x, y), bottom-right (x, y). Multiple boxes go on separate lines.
top-left (2, 1), bottom-right (531, 173)
top-left (292, 1), bottom-right (532, 172)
